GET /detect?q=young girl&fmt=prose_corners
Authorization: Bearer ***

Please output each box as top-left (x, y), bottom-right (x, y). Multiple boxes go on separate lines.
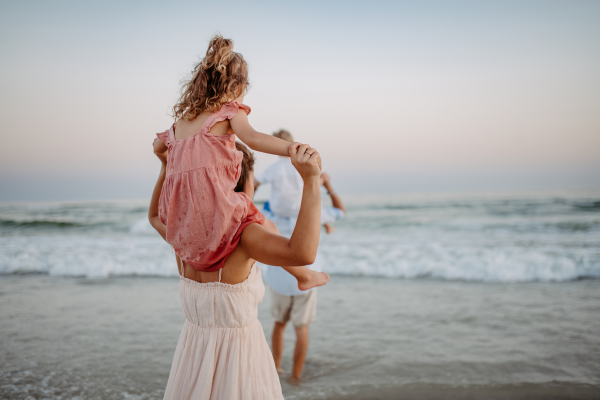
top-left (153, 35), bottom-right (328, 289)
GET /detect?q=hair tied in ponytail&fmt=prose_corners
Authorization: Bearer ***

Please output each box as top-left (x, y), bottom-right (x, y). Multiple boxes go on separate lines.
top-left (216, 53), bottom-right (233, 74)
top-left (173, 34), bottom-right (248, 121)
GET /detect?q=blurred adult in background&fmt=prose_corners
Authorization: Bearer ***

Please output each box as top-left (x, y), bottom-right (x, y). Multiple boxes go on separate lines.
top-left (254, 130), bottom-right (346, 381)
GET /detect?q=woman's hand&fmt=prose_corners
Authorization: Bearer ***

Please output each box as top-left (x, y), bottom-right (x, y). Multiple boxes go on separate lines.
top-left (148, 141), bottom-right (168, 241)
top-left (240, 142), bottom-right (322, 267)
top-left (289, 143), bottom-right (321, 181)
top-left (153, 138), bottom-right (168, 165)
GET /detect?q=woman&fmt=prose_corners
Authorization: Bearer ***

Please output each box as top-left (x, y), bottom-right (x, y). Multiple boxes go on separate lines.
top-left (148, 141), bottom-right (323, 400)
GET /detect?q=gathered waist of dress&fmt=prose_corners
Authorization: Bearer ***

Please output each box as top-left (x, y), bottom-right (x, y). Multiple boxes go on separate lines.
top-left (179, 275), bottom-right (252, 291)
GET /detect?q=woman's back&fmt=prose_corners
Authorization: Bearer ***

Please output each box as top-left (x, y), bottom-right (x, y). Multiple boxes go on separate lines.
top-left (179, 265), bottom-right (264, 328)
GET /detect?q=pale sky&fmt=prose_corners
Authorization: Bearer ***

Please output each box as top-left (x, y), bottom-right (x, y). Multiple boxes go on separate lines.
top-left (1, 0), bottom-right (599, 201)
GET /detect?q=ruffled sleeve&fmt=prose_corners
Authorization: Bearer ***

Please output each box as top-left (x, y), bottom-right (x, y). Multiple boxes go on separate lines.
top-left (156, 127), bottom-right (174, 147)
top-left (222, 101), bottom-right (251, 120)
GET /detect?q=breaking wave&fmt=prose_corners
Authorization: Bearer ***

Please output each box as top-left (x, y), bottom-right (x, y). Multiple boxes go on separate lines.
top-left (1, 190), bottom-right (599, 281)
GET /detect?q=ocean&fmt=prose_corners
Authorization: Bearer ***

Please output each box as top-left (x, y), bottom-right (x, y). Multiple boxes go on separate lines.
top-left (1, 190), bottom-right (599, 399)
top-left (1, 190), bottom-right (599, 281)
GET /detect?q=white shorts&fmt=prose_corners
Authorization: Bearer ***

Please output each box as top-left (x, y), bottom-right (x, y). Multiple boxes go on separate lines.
top-left (270, 287), bottom-right (317, 328)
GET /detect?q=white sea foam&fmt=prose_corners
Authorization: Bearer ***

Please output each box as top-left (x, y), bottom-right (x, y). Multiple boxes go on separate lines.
top-left (129, 218), bottom-right (156, 235)
top-left (0, 234), bottom-right (177, 278)
top-left (319, 233), bottom-right (596, 282)
top-left (1, 191), bottom-right (599, 281)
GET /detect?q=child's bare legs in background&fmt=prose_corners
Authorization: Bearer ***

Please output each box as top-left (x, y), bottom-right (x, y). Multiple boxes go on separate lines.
top-left (324, 223), bottom-right (335, 234)
top-left (265, 212), bottom-right (316, 379)
top-left (271, 321), bottom-right (309, 381)
top-left (262, 218), bottom-right (330, 290)
top-left (271, 321), bottom-right (286, 373)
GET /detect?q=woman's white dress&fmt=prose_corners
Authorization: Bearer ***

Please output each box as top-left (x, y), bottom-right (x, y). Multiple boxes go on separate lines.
top-left (163, 265), bottom-right (283, 399)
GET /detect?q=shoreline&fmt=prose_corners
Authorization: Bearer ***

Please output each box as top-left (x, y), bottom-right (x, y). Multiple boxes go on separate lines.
top-left (3, 270), bottom-right (600, 284)
top-left (330, 383), bottom-right (600, 400)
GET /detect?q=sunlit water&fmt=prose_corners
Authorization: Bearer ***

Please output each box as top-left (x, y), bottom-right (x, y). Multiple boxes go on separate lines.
top-left (1, 190), bottom-right (599, 399)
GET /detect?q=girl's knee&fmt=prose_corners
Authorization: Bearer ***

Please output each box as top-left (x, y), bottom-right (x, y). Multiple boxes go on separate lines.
top-left (263, 218), bottom-right (280, 235)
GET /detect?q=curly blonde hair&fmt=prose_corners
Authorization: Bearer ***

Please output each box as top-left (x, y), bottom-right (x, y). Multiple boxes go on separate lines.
top-left (173, 35), bottom-right (249, 121)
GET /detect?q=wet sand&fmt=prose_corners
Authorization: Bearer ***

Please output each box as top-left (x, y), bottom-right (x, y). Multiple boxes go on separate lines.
top-left (333, 382), bottom-right (599, 400)
top-left (1, 273), bottom-right (599, 399)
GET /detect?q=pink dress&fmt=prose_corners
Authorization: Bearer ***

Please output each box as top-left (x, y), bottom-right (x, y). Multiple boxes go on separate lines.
top-left (163, 264), bottom-right (283, 400)
top-left (156, 102), bottom-right (265, 272)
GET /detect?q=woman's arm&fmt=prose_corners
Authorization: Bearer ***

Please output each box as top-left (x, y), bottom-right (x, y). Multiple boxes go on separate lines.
top-left (148, 141), bottom-right (167, 240)
top-left (153, 138), bottom-right (168, 155)
top-left (240, 143), bottom-right (322, 266)
top-left (229, 110), bottom-right (294, 157)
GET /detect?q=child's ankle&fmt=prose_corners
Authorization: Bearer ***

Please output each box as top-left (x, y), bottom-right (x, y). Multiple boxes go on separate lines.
top-left (297, 268), bottom-right (313, 282)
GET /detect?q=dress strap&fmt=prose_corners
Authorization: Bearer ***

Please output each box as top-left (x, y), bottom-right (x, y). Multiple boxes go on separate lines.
top-left (169, 124), bottom-right (176, 143)
top-left (200, 101), bottom-right (252, 135)
top-left (218, 268), bottom-right (222, 283)
top-left (200, 112), bottom-right (221, 134)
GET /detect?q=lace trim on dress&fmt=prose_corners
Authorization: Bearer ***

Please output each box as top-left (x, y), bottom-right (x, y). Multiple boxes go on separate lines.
top-left (179, 263), bottom-right (257, 291)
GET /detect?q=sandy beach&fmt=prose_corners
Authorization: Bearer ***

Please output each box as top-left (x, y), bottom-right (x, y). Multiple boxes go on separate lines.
top-left (1, 274), bottom-right (599, 399)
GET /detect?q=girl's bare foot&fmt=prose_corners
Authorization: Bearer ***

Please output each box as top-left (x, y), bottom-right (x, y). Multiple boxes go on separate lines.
top-left (297, 270), bottom-right (330, 291)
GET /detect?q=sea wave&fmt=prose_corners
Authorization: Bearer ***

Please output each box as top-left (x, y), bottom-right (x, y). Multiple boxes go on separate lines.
top-left (319, 241), bottom-right (600, 282)
top-left (573, 200), bottom-right (600, 211)
top-left (0, 218), bottom-right (89, 228)
top-left (1, 192), bottom-right (599, 281)
top-left (0, 225), bottom-right (598, 282)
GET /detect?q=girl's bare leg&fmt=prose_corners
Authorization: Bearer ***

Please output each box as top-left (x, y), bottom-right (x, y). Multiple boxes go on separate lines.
top-left (263, 218), bottom-right (330, 291)
top-left (282, 266), bottom-right (330, 291)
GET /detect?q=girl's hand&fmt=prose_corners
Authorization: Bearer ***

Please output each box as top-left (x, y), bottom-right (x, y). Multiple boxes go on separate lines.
top-left (289, 142), bottom-right (322, 171)
top-left (153, 138), bottom-right (168, 165)
top-left (289, 143), bottom-right (321, 181)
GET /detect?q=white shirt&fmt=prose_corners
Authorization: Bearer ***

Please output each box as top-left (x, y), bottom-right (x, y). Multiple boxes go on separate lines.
top-left (261, 206), bottom-right (345, 297)
top-left (257, 157), bottom-right (345, 296)
top-left (263, 207), bottom-right (344, 296)
top-left (256, 157), bottom-right (303, 218)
